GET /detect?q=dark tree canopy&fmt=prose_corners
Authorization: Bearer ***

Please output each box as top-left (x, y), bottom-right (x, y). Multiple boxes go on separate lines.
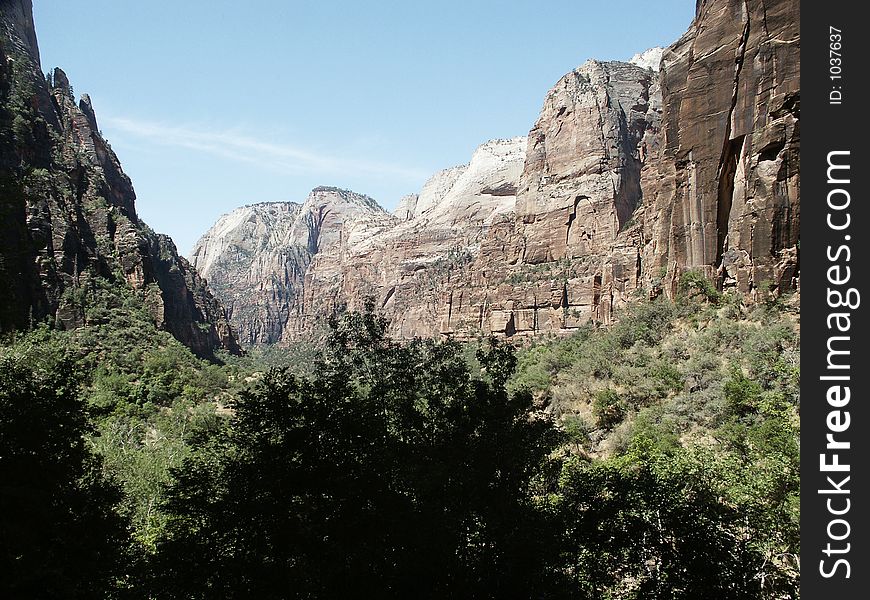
top-left (0, 344), bottom-right (132, 599)
top-left (0, 299), bottom-right (799, 599)
top-left (153, 307), bottom-right (565, 599)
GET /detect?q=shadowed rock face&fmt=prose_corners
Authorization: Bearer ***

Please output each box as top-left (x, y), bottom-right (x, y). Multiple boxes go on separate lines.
top-left (0, 0), bottom-right (239, 357)
top-left (197, 0), bottom-right (800, 345)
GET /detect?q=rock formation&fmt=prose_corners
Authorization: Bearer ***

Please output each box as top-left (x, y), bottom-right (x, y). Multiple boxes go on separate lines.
top-left (196, 0), bottom-right (800, 346)
top-left (629, 47), bottom-right (664, 72)
top-left (192, 139), bottom-right (526, 343)
top-left (299, 137), bottom-right (528, 340)
top-left (190, 188), bottom-right (396, 344)
top-left (640, 0), bottom-right (800, 296)
top-left (0, 0), bottom-right (799, 352)
top-left (0, 0), bottom-right (240, 356)
top-left (516, 60), bottom-right (659, 265)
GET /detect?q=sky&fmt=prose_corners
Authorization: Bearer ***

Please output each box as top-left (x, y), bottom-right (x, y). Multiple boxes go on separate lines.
top-left (32, 0), bottom-right (694, 256)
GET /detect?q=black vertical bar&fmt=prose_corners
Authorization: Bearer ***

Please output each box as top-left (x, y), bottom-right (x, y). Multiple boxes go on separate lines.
top-left (801, 0), bottom-right (869, 596)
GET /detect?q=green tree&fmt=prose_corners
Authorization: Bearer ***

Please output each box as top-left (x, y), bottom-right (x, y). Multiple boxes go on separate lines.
top-left (557, 445), bottom-right (768, 599)
top-left (154, 305), bottom-right (564, 598)
top-left (0, 342), bottom-right (133, 598)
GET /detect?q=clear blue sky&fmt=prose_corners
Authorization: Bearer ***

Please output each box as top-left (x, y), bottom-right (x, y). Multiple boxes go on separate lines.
top-left (33, 0), bottom-right (694, 255)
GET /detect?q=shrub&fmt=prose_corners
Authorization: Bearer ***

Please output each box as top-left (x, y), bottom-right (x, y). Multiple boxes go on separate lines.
top-left (677, 269), bottom-right (722, 304)
top-left (593, 388), bottom-right (625, 429)
top-left (723, 367), bottom-right (763, 418)
top-left (612, 297), bottom-right (677, 348)
top-left (562, 413), bottom-right (593, 453)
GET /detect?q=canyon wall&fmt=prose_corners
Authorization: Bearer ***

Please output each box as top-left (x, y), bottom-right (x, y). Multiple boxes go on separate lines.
top-left (0, 0), bottom-right (239, 356)
top-left (194, 0), bottom-right (800, 345)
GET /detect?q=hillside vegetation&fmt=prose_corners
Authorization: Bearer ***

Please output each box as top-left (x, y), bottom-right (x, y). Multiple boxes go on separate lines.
top-left (0, 275), bottom-right (799, 599)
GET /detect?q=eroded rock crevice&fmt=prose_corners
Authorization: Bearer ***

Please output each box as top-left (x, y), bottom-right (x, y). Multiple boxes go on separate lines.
top-left (716, 135), bottom-right (745, 266)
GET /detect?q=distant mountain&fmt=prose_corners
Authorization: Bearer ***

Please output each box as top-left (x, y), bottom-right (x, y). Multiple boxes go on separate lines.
top-left (195, 0), bottom-right (799, 346)
top-left (190, 188), bottom-right (397, 344)
top-left (629, 47), bottom-right (664, 71)
top-left (0, 0), bottom-right (239, 357)
top-left (192, 138), bottom-right (527, 343)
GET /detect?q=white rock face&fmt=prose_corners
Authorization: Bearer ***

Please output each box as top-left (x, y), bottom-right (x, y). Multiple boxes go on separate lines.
top-left (393, 194), bottom-right (419, 221)
top-left (629, 47), bottom-right (664, 72)
top-left (190, 188), bottom-right (395, 344)
top-left (191, 202), bottom-right (303, 278)
top-left (192, 138), bottom-right (526, 343)
top-left (346, 137), bottom-right (526, 260)
top-left (391, 138), bottom-right (526, 227)
top-left (415, 137), bottom-right (526, 226)
top-left (412, 165), bottom-right (468, 217)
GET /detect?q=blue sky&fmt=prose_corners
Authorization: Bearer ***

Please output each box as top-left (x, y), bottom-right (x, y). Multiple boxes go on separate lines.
top-left (33, 0), bottom-right (694, 255)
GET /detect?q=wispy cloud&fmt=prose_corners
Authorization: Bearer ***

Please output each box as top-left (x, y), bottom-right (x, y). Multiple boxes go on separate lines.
top-left (101, 116), bottom-right (429, 181)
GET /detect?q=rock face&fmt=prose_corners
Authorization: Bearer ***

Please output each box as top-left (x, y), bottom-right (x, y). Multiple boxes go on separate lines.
top-left (516, 60), bottom-right (659, 265)
top-left (192, 138), bottom-right (528, 343)
top-left (393, 194), bottom-right (418, 222)
top-left (196, 0), bottom-right (800, 345)
top-left (299, 137), bottom-right (528, 340)
top-left (640, 0), bottom-right (800, 297)
top-left (629, 47), bottom-right (664, 72)
top-left (0, 0), bottom-right (240, 357)
top-left (190, 188), bottom-right (396, 344)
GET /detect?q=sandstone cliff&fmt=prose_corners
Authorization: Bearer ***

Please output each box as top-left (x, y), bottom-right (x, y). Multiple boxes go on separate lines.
top-left (640, 0), bottom-right (800, 296)
top-left (0, 0), bottom-right (239, 356)
top-left (190, 188), bottom-right (396, 344)
top-left (195, 0), bottom-right (800, 345)
top-left (298, 137), bottom-right (527, 340)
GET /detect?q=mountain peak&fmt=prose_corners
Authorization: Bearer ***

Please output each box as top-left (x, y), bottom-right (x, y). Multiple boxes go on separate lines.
top-left (187, 0), bottom-right (799, 346)
top-left (306, 186), bottom-right (387, 213)
top-left (629, 47), bottom-right (664, 71)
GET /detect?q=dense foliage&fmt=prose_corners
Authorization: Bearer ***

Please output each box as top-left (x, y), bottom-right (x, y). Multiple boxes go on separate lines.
top-left (0, 280), bottom-right (800, 598)
top-left (153, 307), bottom-right (563, 598)
top-left (512, 286), bottom-right (800, 598)
top-left (0, 337), bottom-right (131, 598)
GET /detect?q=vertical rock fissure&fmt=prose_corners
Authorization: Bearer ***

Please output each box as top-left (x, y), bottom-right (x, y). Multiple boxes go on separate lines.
top-left (716, 135), bottom-right (744, 266)
top-left (592, 274), bottom-right (602, 308)
top-left (635, 249), bottom-right (642, 284)
top-left (533, 295), bottom-right (539, 333)
top-left (560, 282), bottom-right (569, 326)
top-left (446, 290), bottom-right (453, 329)
top-left (504, 312), bottom-right (516, 337)
top-left (714, 6), bottom-right (751, 266)
top-left (381, 286), bottom-right (395, 308)
top-left (614, 96), bottom-right (645, 231)
top-left (565, 195), bottom-right (587, 248)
